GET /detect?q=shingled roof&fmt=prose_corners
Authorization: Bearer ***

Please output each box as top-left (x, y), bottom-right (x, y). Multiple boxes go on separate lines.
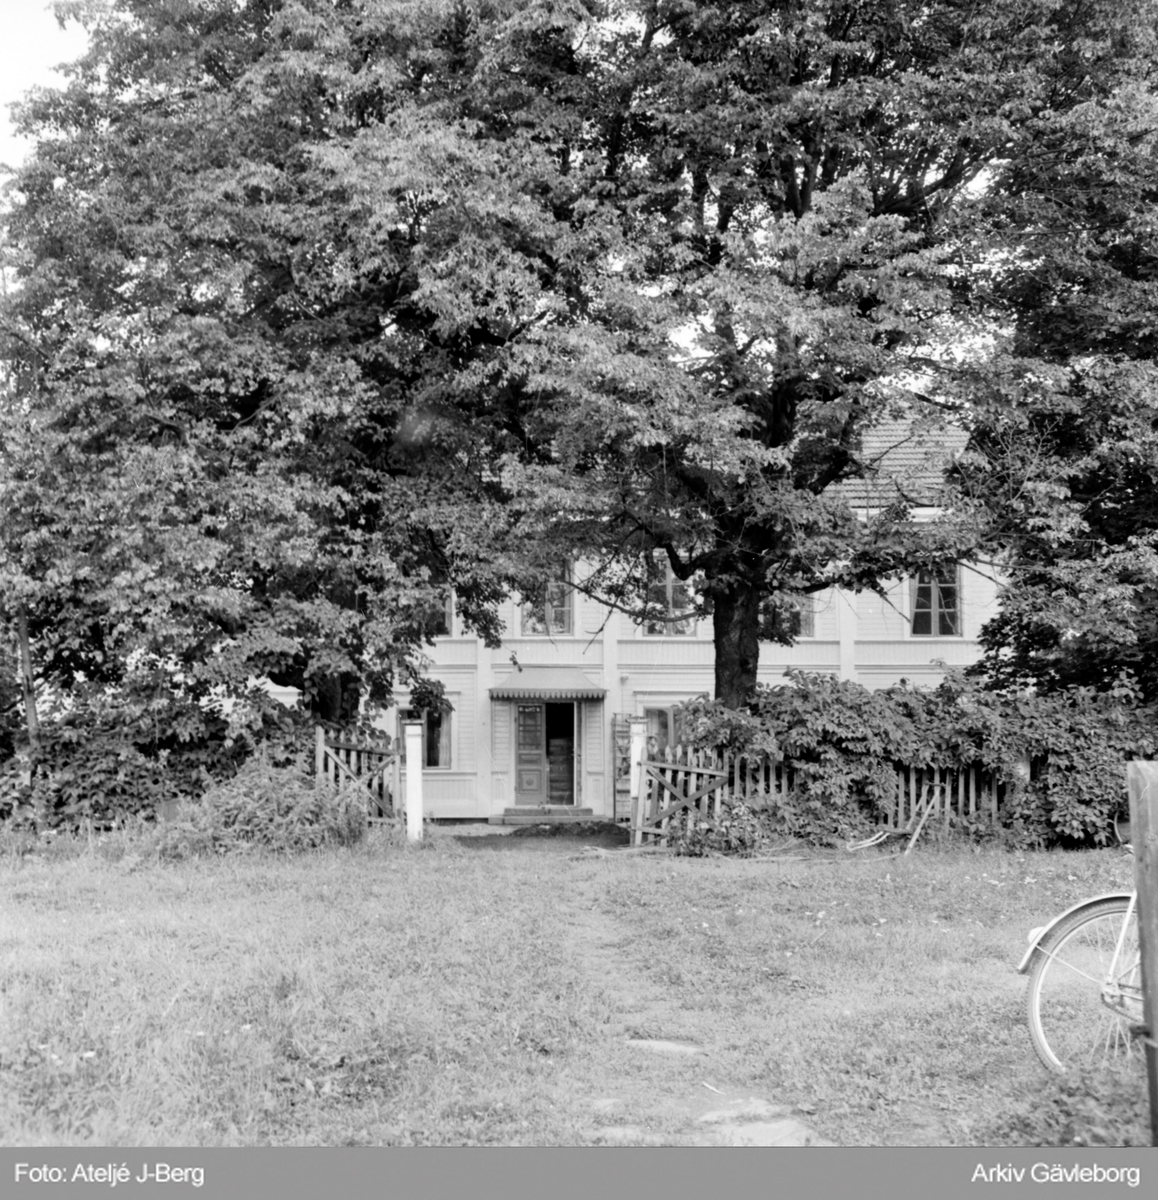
top-left (835, 415), bottom-right (969, 509)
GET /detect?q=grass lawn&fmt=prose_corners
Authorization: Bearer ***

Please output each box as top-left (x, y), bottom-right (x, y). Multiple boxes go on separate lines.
top-left (0, 826), bottom-right (1149, 1146)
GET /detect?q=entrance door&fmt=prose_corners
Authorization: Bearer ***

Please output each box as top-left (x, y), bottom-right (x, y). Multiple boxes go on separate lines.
top-left (515, 702), bottom-right (575, 805)
top-left (515, 704), bottom-right (546, 805)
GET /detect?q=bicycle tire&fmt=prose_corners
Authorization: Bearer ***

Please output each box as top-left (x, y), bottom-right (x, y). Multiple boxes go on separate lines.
top-left (1025, 897), bottom-right (1143, 1074)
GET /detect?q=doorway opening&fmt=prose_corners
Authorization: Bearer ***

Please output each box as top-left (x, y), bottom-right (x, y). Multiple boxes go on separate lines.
top-left (545, 702), bottom-right (575, 806)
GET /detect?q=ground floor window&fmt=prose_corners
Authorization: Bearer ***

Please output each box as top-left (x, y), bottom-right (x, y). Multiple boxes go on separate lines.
top-left (398, 708), bottom-right (452, 768)
top-left (644, 706), bottom-right (689, 758)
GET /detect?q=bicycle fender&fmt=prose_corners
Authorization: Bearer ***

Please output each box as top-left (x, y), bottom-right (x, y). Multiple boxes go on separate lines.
top-left (1016, 892), bottom-right (1134, 974)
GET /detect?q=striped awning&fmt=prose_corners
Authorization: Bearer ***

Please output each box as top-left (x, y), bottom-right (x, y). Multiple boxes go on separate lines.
top-left (490, 666), bottom-right (606, 701)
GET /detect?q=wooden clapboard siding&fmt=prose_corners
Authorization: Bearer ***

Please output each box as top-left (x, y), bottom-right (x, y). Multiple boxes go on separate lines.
top-left (419, 774), bottom-right (483, 818)
top-left (855, 580), bottom-right (909, 640)
top-left (584, 700), bottom-right (603, 763)
top-left (491, 698), bottom-right (512, 763)
top-left (446, 682), bottom-right (473, 773)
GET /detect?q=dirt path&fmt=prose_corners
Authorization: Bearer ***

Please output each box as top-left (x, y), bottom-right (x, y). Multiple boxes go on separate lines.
top-left (552, 856), bottom-right (836, 1146)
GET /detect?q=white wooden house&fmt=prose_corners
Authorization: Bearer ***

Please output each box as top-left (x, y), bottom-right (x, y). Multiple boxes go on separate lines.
top-left (370, 418), bottom-right (998, 823)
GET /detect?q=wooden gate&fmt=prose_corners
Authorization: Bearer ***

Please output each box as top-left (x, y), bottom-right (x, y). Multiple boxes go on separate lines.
top-left (314, 727), bottom-right (397, 821)
top-left (632, 746), bottom-right (731, 846)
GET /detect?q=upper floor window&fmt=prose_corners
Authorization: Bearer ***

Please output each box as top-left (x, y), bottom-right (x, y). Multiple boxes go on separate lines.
top-left (428, 592), bottom-right (454, 637)
top-left (757, 594), bottom-right (815, 641)
top-left (521, 572), bottom-right (573, 636)
top-left (644, 555), bottom-right (695, 636)
top-left (911, 568), bottom-right (960, 636)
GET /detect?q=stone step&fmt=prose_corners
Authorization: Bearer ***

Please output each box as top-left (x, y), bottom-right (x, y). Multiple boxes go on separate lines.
top-left (489, 808), bottom-right (596, 825)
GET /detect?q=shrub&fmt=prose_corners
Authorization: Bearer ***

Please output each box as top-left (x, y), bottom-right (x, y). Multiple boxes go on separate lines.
top-left (665, 802), bottom-right (777, 857)
top-left (0, 679), bottom-right (319, 833)
top-left (675, 671), bottom-right (1156, 849)
top-left (153, 754), bottom-right (367, 858)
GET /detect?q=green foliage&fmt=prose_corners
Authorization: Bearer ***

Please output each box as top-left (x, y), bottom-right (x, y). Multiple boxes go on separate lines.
top-left (677, 671), bottom-right (1156, 849)
top-left (4, 0), bottom-right (1154, 717)
top-left (0, 677), bottom-right (316, 831)
top-left (665, 803), bottom-right (776, 858)
top-left (982, 1069), bottom-right (1151, 1148)
top-left (153, 756), bottom-right (367, 858)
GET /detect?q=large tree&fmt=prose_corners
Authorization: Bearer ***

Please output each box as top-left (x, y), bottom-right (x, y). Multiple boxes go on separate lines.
top-left (946, 8), bottom-right (1158, 698)
top-left (1, 0), bottom-right (528, 728)
top-left (4, 0), bottom-right (1155, 717)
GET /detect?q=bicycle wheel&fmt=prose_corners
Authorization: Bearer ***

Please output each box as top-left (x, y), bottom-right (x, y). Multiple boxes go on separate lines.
top-left (1025, 897), bottom-right (1143, 1073)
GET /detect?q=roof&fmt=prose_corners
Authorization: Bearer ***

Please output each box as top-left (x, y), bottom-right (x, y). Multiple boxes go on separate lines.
top-left (490, 666), bottom-right (606, 701)
top-left (836, 416), bottom-right (969, 509)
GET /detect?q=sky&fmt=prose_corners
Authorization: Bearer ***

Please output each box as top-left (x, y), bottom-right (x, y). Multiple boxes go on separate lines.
top-left (0, 1), bottom-right (89, 175)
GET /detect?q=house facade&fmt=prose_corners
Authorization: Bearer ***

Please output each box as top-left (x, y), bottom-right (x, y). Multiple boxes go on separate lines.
top-left (375, 557), bottom-right (999, 823)
top-left (270, 415), bottom-right (992, 822)
top-left (377, 416), bottom-right (996, 823)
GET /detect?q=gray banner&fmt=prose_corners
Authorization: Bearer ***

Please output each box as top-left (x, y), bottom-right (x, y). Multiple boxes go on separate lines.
top-left (0, 1148), bottom-right (1152, 1200)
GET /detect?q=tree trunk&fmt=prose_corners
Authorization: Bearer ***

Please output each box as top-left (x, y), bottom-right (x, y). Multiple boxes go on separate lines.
top-left (310, 672), bottom-right (361, 725)
top-left (712, 582), bottom-right (763, 707)
top-left (16, 607), bottom-right (40, 762)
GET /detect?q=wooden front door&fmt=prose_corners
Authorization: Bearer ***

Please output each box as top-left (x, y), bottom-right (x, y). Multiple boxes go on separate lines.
top-left (515, 702), bottom-right (576, 805)
top-left (515, 704), bottom-right (546, 805)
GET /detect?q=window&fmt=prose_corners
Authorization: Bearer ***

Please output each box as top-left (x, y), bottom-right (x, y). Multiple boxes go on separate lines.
top-left (521, 574), bottom-right (573, 635)
top-left (428, 593), bottom-right (454, 637)
top-left (643, 707), bottom-right (689, 757)
top-left (757, 594), bottom-right (814, 641)
top-left (644, 555), bottom-right (695, 636)
top-left (911, 568), bottom-right (960, 636)
top-left (398, 708), bottom-right (452, 768)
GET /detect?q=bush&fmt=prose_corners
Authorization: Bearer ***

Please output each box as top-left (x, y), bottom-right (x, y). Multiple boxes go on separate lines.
top-left (0, 678), bottom-right (319, 833)
top-left (675, 671), bottom-right (1156, 849)
top-left (153, 754), bottom-right (367, 858)
top-left (665, 802), bottom-right (777, 856)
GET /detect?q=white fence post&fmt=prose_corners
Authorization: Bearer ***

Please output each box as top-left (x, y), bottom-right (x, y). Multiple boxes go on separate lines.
top-left (404, 721), bottom-right (424, 841)
top-left (629, 717), bottom-right (647, 846)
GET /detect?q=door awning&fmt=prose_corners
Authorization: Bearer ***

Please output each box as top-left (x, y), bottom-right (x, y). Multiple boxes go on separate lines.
top-left (490, 666), bottom-right (606, 701)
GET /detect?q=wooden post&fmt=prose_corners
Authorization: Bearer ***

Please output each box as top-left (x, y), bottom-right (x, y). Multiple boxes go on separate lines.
top-left (1127, 762), bottom-right (1158, 1145)
top-left (629, 718), bottom-right (647, 846)
top-left (392, 735), bottom-right (401, 820)
top-left (315, 726), bottom-right (326, 791)
top-left (404, 721), bottom-right (424, 841)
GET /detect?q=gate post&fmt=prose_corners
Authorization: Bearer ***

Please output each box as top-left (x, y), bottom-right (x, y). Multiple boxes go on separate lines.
top-left (629, 717), bottom-right (647, 847)
top-left (1127, 762), bottom-right (1158, 1146)
top-left (404, 721), bottom-right (424, 841)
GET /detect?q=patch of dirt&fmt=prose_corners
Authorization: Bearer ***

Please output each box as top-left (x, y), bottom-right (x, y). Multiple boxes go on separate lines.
top-left (455, 822), bottom-right (630, 851)
top-left (510, 821), bottom-right (630, 842)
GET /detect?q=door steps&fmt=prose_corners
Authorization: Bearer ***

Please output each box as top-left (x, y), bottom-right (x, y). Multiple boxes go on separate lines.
top-left (490, 807), bottom-right (596, 826)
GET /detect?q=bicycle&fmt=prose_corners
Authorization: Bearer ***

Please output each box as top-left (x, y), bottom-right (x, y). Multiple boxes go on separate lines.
top-left (1017, 814), bottom-right (1147, 1073)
